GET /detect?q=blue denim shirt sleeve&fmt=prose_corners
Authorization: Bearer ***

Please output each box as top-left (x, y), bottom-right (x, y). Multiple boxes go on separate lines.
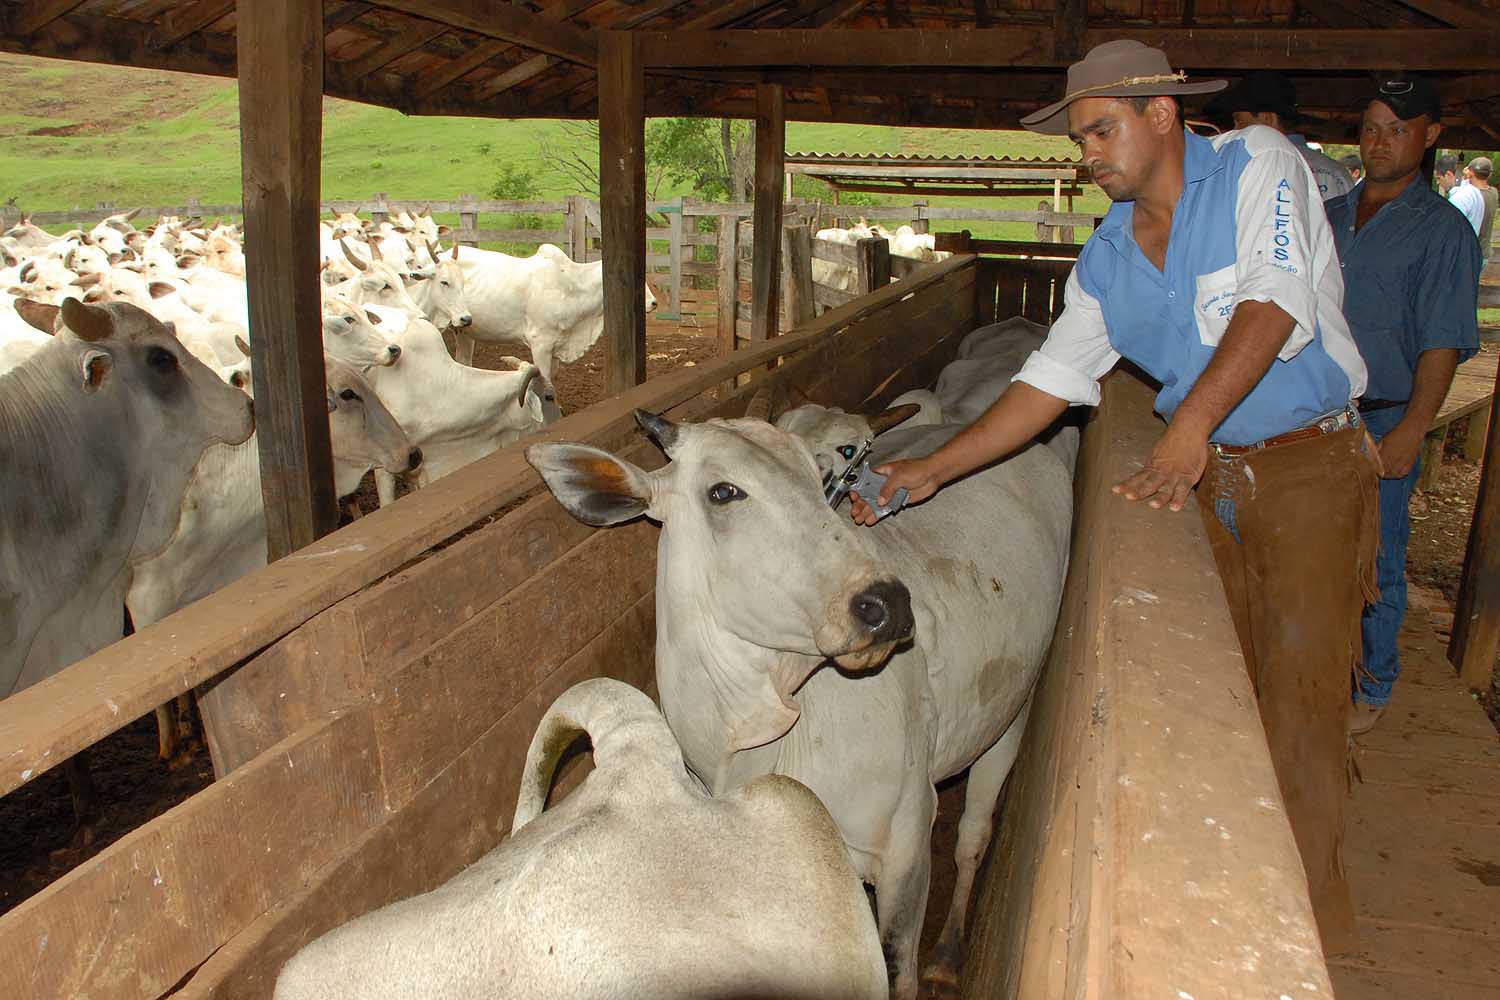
top-left (1412, 215), bottom-right (1482, 363)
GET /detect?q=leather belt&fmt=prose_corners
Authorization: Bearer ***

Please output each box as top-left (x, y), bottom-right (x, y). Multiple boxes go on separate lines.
top-left (1211, 405), bottom-right (1360, 458)
top-left (1355, 397), bottom-right (1408, 413)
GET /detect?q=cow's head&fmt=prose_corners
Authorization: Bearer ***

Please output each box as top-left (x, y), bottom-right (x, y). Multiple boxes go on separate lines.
top-left (325, 356), bottom-right (420, 496)
top-left (423, 249), bottom-right (473, 330)
top-left (770, 400), bottom-right (920, 482)
top-left (321, 296), bottom-right (402, 369)
top-left (529, 413), bottom-right (913, 691)
top-left (54, 298), bottom-right (254, 447)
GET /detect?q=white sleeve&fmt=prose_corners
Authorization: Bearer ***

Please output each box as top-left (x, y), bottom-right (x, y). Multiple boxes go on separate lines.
top-left (1013, 268), bottom-right (1120, 406)
top-left (1233, 146), bottom-right (1322, 361)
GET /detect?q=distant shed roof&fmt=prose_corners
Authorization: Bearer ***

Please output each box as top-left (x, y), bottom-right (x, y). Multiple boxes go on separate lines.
top-left (785, 152), bottom-right (1089, 197)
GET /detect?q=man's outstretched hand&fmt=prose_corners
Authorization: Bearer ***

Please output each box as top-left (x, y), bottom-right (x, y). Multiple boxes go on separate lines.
top-left (849, 456), bottom-right (944, 526)
top-left (1111, 424), bottom-right (1209, 512)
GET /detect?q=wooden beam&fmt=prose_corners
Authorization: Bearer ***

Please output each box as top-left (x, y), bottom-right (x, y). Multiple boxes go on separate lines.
top-left (344, 21), bottom-right (449, 79)
top-left (751, 82), bottom-right (786, 343)
top-left (679, 0), bottom-right (786, 29)
top-left (239, 0), bottom-right (338, 560)
top-left (1445, 73), bottom-right (1500, 104)
top-left (361, 0), bottom-right (597, 66)
top-left (635, 26), bottom-right (1500, 70)
top-left (1393, 0), bottom-right (1493, 29)
top-left (6, 0), bottom-right (86, 36)
top-left (412, 38), bottom-right (509, 97)
top-left (324, 1), bottom-right (374, 31)
top-left (149, 0), bottom-right (235, 50)
top-left (1054, 0), bottom-right (1087, 62)
top-left (598, 31), bottom-right (647, 393)
top-left (1449, 371), bottom-right (1500, 690)
top-left (473, 53), bottom-right (556, 101)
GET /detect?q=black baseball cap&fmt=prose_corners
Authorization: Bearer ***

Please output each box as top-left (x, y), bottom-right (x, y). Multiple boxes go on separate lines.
top-left (1369, 73), bottom-right (1442, 122)
top-left (1212, 71), bottom-right (1299, 120)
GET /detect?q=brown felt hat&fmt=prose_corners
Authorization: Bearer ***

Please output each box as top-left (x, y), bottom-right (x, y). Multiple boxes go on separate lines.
top-left (1021, 40), bottom-right (1227, 136)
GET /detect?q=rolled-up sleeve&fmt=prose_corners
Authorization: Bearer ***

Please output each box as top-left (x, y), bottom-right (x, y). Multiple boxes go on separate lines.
top-left (1014, 268), bottom-right (1120, 406)
top-left (1232, 147), bottom-right (1322, 361)
top-left (1413, 208), bottom-right (1482, 362)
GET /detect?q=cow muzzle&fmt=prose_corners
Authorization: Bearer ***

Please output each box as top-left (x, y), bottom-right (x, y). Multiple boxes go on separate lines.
top-left (456, 313), bottom-right (473, 328)
top-left (816, 577), bottom-right (914, 672)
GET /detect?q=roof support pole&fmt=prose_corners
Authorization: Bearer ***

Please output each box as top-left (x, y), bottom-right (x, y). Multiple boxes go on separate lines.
top-left (750, 82), bottom-right (786, 343)
top-left (598, 30), bottom-right (646, 393)
top-left (239, 0), bottom-right (338, 559)
top-left (1449, 370), bottom-right (1500, 689)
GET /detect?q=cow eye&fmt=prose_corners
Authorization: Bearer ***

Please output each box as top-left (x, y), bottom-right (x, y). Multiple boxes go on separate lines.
top-left (339, 387), bottom-right (360, 402)
top-left (839, 445), bottom-right (857, 460)
top-left (147, 346), bottom-right (178, 372)
top-left (343, 314), bottom-right (356, 325)
top-left (707, 482), bottom-right (744, 505)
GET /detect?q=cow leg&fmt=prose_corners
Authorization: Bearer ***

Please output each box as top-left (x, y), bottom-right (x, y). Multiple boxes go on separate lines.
top-left (921, 698), bottom-right (1031, 996)
top-left (156, 702), bottom-right (180, 761)
top-left (453, 331), bottom-right (477, 366)
top-left (63, 751), bottom-right (99, 851)
top-left (876, 783), bottom-right (938, 1000)
top-left (167, 692), bottom-right (201, 770)
top-left (375, 469), bottom-right (398, 507)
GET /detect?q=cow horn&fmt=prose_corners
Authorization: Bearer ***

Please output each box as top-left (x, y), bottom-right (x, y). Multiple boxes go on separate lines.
top-left (234, 334), bottom-right (251, 358)
top-left (14, 298), bottom-right (59, 335)
top-left (866, 403), bottom-right (921, 436)
top-left (427, 240), bottom-right (442, 263)
top-left (339, 238), bottom-right (368, 272)
top-left (744, 384), bottom-right (781, 422)
top-left (123, 207), bottom-right (142, 222)
top-left (451, 241), bottom-right (460, 261)
top-left (60, 297), bottom-right (113, 342)
top-left (518, 366), bottom-right (542, 408)
top-left (634, 409), bottom-right (679, 452)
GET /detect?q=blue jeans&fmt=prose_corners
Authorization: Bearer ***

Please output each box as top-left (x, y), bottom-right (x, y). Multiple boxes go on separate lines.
top-left (1357, 406), bottom-right (1422, 707)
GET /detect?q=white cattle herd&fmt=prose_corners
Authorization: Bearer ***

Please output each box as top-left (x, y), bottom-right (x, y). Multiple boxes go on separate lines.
top-left (3, 206), bottom-right (1072, 998)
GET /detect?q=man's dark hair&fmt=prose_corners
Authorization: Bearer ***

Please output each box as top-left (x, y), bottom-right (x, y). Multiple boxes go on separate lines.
top-left (1127, 95), bottom-right (1182, 122)
top-left (1339, 153), bottom-right (1362, 172)
top-left (1471, 158), bottom-right (1492, 180)
top-left (1436, 153), bottom-right (1461, 177)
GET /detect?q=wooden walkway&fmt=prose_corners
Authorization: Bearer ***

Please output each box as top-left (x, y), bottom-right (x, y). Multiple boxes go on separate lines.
top-left (1419, 349), bottom-right (1497, 489)
top-left (1331, 598), bottom-right (1500, 999)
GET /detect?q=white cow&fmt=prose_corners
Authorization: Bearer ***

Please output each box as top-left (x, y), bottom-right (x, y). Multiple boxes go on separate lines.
top-left (362, 310), bottom-right (558, 505)
top-left (274, 677), bottom-right (887, 1000)
top-left (127, 355), bottom-right (418, 629)
top-left (529, 352), bottom-right (1075, 997)
top-left (404, 242), bottom-right (472, 332)
top-left (454, 243), bottom-right (657, 383)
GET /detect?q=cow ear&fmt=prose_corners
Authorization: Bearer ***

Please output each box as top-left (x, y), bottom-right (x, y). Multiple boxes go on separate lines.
top-left (436, 224), bottom-right (452, 236)
top-left (234, 334), bottom-right (251, 357)
top-left (526, 443), bottom-right (654, 527)
top-left (61, 297), bottom-right (113, 342)
top-left (79, 349), bottom-right (113, 392)
top-left (14, 298), bottom-right (59, 334)
top-left (364, 309), bottom-right (381, 325)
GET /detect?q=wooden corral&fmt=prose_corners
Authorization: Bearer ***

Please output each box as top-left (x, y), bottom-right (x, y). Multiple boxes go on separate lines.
top-left (0, 251), bottom-right (1340, 1000)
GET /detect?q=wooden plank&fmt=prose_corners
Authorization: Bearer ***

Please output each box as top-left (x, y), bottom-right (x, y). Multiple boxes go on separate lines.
top-left (0, 255), bottom-right (975, 799)
top-left (370, 519), bottom-right (658, 809)
top-left (1331, 919), bottom-right (1500, 985)
top-left (361, 0), bottom-right (597, 67)
top-left (854, 236), bottom-right (890, 294)
top-left (717, 213), bottom-right (739, 361)
top-left (473, 53), bottom-right (556, 101)
top-left (666, 196), bottom-right (684, 320)
top-left (814, 283), bottom-right (857, 310)
top-left (178, 595), bottom-right (658, 999)
top-left (240, 0), bottom-right (339, 561)
top-left (1449, 358), bottom-right (1500, 689)
top-left (1393, 0), bottom-right (1494, 30)
top-left (7, 0), bottom-right (87, 36)
top-left (1354, 745), bottom-right (1500, 791)
top-left (149, 0), bottom-right (235, 49)
top-left (1465, 405), bottom-right (1491, 462)
top-left (197, 604), bottom-right (368, 777)
top-left (0, 711), bottom-right (383, 999)
top-left (781, 223), bottom-right (815, 329)
top-left (1330, 964), bottom-right (1500, 1000)
top-left (750, 82), bottom-right (786, 344)
top-left (344, 21), bottom-right (449, 79)
top-left (598, 30), bottom-right (646, 393)
top-left (412, 38), bottom-right (508, 97)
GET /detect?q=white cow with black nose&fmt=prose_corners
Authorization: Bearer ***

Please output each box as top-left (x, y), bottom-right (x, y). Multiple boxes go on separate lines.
top-left (274, 677), bottom-right (888, 1000)
top-left (530, 393), bottom-right (1074, 999)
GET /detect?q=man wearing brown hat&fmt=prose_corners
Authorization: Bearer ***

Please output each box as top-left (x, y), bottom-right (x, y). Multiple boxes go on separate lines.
top-left (854, 39), bottom-right (1376, 953)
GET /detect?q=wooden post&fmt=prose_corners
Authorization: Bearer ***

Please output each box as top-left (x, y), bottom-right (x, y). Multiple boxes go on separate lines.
top-left (664, 196), bottom-right (684, 322)
top-left (832, 187), bottom-right (842, 229)
top-left (1418, 430), bottom-right (1446, 492)
top-left (1464, 406), bottom-right (1491, 462)
top-left (780, 223), bottom-right (814, 331)
top-left (458, 194), bottom-right (479, 247)
top-left (1450, 374), bottom-right (1500, 689)
top-left (912, 198), bottom-right (929, 235)
top-left (598, 31), bottom-right (647, 393)
top-left (750, 82), bottom-right (786, 344)
top-left (566, 194), bottom-right (584, 261)
top-left (370, 192), bottom-right (389, 227)
top-left (716, 213), bottom-right (739, 362)
top-left (855, 236), bottom-right (891, 294)
top-left (238, 0), bottom-right (336, 561)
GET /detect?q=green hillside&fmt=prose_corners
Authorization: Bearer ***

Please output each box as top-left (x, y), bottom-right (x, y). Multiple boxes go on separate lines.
top-left (0, 52), bottom-right (1103, 242)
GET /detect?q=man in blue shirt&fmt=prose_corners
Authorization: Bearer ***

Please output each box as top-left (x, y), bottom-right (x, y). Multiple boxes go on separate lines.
top-left (854, 40), bottom-right (1377, 953)
top-left (1324, 76), bottom-right (1481, 736)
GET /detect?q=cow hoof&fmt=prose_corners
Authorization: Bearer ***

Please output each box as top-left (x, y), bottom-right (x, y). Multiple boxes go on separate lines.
top-left (919, 963), bottom-right (961, 999)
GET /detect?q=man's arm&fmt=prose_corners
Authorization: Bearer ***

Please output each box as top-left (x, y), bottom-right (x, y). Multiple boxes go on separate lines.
top-left (1114, 298), bottom-right (1296, 511)
top-left (1371, 348), bottom-right (1460, 479)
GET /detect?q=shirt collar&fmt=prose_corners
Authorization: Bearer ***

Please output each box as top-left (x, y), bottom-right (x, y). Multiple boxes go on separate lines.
top-left (1094, 129), bottom-right (1223, 248)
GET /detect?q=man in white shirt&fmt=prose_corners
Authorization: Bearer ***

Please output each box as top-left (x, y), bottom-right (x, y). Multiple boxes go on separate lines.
top-left (1439, 153), bottom-right (1486, 237)
top-left (1208, 71), bottom-right (1355, 201)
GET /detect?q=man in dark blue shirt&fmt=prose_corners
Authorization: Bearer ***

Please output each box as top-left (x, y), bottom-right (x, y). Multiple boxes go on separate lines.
top-left (1324, 75), bottom-right (1481, 735)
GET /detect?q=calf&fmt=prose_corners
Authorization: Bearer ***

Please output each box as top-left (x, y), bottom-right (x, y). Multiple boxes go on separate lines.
top-left (274, 678), bottom-right (887, 1000)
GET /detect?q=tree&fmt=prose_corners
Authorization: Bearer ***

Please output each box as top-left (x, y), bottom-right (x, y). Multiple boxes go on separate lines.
top-left (538, 120), bottom-right (603, 196)
top-left (646, 118), bottom-right (754, 201)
